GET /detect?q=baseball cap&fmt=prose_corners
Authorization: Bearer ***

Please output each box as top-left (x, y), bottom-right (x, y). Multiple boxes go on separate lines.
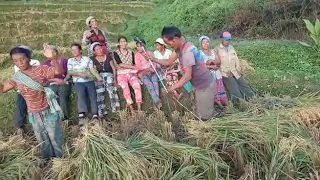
top-left (220, 31), bottom-right (232, 41)
top-left (155, 38), bottom-right (165, 45)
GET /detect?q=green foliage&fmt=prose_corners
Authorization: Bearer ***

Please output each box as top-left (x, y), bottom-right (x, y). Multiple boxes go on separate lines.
top-left (299, 19), bottom-right (320, 54)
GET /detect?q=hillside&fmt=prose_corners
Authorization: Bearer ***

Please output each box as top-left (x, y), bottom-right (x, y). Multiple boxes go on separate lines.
top-left (1, 1), bottom-right (320, 179)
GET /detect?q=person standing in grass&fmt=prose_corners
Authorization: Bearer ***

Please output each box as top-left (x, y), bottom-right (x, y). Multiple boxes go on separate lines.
top-left (82, 16), bottom-right (110, 56)
top-left (90, 42), bottom-right (120, 119)
top-left (199, 36), bottom-right (228, 109)
top-left (215, 32), bottom-right (255, 104)
top-left (42, 45), bottom-right (71, 123)
top-left (135, 39), bottom-right (162, 109)
top-left (0, 44), bottom-right (64, 159)
top-left (150, 26), bottom-right (216, 120)
top-left (13, 45), bottom-right (40, 134)
top-left (67, 43), bottom-right (99, 126)
top-left (113, 36), bottom-right (142, 113)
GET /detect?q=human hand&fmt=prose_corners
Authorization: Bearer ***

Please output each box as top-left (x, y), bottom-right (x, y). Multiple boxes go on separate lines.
top-left (43, 43), bottom-right (55, 60)
top-left (85, 31), bottom-right (93, 38)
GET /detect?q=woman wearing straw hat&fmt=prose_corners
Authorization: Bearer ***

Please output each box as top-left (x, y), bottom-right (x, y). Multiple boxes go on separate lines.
top-left (82, 16), bottom-right (110, 56)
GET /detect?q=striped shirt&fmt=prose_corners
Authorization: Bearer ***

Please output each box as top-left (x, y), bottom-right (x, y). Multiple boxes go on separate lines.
top-left (9, 65), bottom-right (55, 113)
top-left (179, 42), bottom-right (213, 90)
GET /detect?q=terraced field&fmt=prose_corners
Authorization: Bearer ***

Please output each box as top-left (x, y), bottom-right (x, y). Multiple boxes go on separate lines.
top-left (0, 0), bottom-right (153, 82)
top-left (0, 1), bottom-right (153, 60)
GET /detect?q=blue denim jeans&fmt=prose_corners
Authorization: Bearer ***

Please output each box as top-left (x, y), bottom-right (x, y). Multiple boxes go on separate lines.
top-left (73, 81), bottom-right (98, 116)
top-left (29, 109), bottom-right (63, 159)
top-left (14, 93), bottom-right (27, 129)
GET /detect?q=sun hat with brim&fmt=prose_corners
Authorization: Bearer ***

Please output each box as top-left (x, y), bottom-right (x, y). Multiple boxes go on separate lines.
top-left (86, 16), bottom-right (96, 27)
top-left (220, 31), bottom-right (232, 41)
top-left (199, 36), bottom-right (211, 45)
top-left (90, 42), bottom-right (101, 53)
top-left (155, 38), bottom-right (165, 45)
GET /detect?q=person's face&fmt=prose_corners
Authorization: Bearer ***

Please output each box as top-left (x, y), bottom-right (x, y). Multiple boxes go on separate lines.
top-left (163, 36), bottom-right (180, 51)
top-left (94, 45), bottom-right (103, 56)
top-left (90, 18), bottom-right (98, 29)
top-left (222, 39), bottom-right (230, 47)
top-left (156, 43), bottom-right (164, 51)
top-left (136, 43), bottom-right (144, 53)
top-left (201, 39), bottom-right (210, 50)
top-left (119, 38), bottom-right (127, 49)
top-left (71, 46), bottom-right (81, 57)
top-left (12, 53), bottom-right (30, 71)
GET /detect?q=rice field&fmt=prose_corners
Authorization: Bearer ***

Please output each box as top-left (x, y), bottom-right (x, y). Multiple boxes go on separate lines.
top-left (1, 0), bottom-right (320, 179)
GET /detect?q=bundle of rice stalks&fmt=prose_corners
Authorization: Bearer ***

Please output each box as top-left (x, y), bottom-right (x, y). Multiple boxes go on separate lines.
top-left (127, 132), bottom-right (227, 180)
top-left (292, 107), bottom-right (320, 127)
top-left (240, 59), bottom-right (255, 72)
top-left (110, 109), bottom-right (174, 141)
top-left (0, 135), bottom-right (41, 180)
top-left (51, 125), bottom-right (150, 180)
top-left (265, 135), bottom-right (318, 179)
top-left (185, 113), bottom-right (318, 179)
top-left (238, 95), bottom-right (298, 115)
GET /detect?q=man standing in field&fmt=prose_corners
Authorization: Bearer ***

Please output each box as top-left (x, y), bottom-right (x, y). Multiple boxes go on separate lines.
top-left (215, 31), bottom-right (255, 104)
top-left (151, 26), bottom-right (216, 120)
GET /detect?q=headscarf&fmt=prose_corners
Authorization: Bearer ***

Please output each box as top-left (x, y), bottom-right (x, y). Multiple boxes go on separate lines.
top-left (90, 42), bottom-right (101, 54)
top-left (86, 16), bottom-right (96, 27)
top-left (199, 36), bottom-right (211, 45)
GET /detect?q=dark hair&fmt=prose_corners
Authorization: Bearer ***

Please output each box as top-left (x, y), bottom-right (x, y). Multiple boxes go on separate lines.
top-left (161, 26), bottom-right (182, 40)
top-left (71, 42), bottom-right (82, 51)
top-left (10, 47), bottom-right (32, 60)
top-left (136, 38), bottom-right (146, 46)
top-left (93, 43), bottom-right (101, 52)
top-left (118, 36), bottom-right (127, 43)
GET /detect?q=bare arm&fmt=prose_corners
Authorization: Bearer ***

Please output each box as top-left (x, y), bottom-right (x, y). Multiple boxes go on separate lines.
top-left (168, 66), bottom-right (192, 92)
top-left (153, 51), bottom-right (178, 67)
top-left (0, 82), bottom-right (15, 93)
top-left (43, 44), bottom-right (62, 75)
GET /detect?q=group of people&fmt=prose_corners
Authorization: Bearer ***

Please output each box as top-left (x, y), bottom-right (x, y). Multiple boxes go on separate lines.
top-left (0, 16), bottom-right (255, 159)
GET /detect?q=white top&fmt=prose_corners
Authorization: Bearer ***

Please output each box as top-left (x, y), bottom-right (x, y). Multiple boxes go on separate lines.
top-left (14, 59), bottom-right (40, 72)
top-left (67, 56), bottom-right (93, 83)
top-left (153, 49), bottom-right (172, 60)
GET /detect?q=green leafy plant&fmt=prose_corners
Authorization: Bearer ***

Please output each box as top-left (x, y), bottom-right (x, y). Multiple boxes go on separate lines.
top-left (299, 19), bottom-right (320, 54)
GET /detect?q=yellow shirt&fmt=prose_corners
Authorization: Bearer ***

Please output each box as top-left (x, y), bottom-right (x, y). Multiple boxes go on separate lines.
top-left (215, 44), bottom-right (241, 79)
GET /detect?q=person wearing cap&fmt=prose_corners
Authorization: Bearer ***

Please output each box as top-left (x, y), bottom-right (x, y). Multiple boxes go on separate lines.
top-left (113, 36), bottom-right (142, 113)
top-left (215, 31), bottom-right (255, 104)
top-left (0, 44), bottom-right (64, 159)
top-left (91, 42), bottom-right (120, 119)
top-left (199, 36), bottom-right (228, 109)
top-left (150, 26), bottom-right (216, 120)
top-left (135, 38), bottom-right (162, 109)
top-left (42, 45), bottom-right (71, 123)
top-left (82, 16), bottom-right (110, 56)
top-left (153, 38), bottom-right (183, 99)
top-left (67, 43), bottom-right (99, 126)
top-left (13, 45), bottom-right (40, 134)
